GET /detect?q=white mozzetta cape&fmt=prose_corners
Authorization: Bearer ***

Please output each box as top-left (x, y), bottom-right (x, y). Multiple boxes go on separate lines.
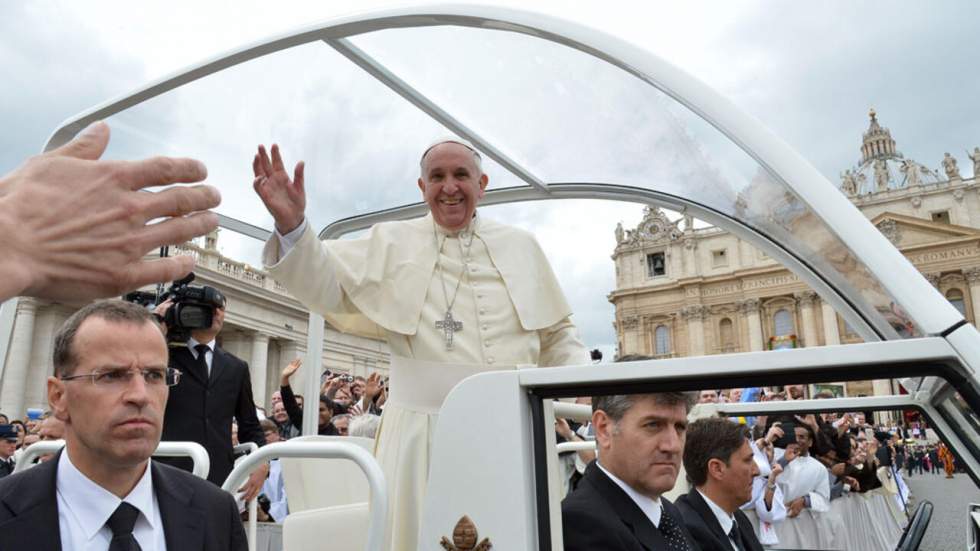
top-left (262, 213), bottom-right (574, 340)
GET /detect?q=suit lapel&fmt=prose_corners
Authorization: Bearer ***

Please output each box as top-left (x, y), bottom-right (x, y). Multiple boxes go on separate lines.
top-left (152, 462), bottom-right (206, 550)
top-left (686, 488), bottom-right (733, 547)
top-left (584, 463), bottom-right (666, 551)
top-left (173, 345), bottom-right (209, 387)
top-left (734, 510), bottom-right (763, 551)
top-left (208, 347), bottom-right (229, 388)
top-left (0, 454), bottom-right (63, 551)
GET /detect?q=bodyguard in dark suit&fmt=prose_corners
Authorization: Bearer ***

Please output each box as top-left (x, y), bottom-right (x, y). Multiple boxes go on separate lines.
top-left (0, 452), bottom-right (246, 550)
top-left (562, 389), bottom-right (699, 551)
top-left (676, 418), bottom-right (764, 551)
top-left (0, 300), bottom-right (246, 550)
top-left (157, 297), bottom-right (267, 493)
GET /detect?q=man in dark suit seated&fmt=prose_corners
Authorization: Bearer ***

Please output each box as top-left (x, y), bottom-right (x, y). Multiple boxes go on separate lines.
top-left (156, 294), bottom-right (267, 497)
top-left (0, 300), bottom-right (246, 549)
top-left (676, 418), bottom-right (764, 551)
top-left (561, 390), bottom-right (699, 551)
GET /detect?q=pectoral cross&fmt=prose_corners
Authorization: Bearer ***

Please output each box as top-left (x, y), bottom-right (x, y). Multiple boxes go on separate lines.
top-left (435, 310), bottom-right (463, 350)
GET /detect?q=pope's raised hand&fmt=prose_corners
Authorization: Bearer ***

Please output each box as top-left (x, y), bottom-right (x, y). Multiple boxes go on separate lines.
top-left (252, 144), bottom-right (306, 235)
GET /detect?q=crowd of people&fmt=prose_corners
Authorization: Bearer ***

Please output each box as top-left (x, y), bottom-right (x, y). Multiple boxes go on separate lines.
top-left (557, 382), bottom-right (961, 550)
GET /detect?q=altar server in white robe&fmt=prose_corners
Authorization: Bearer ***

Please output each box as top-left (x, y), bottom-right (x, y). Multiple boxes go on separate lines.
top-left (251, 140), bottom-right (589, 551)
top-left (774, 425), bottom-right (838, 550)
top-left (741, 439), bottom-right (787, 546)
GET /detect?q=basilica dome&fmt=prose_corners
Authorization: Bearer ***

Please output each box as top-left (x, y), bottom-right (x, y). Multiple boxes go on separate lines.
top-left (839, 110), bottom-right (941, 196)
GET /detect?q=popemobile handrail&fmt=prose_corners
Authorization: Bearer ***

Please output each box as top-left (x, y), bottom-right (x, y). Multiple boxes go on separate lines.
top-left (14, 440), bottom-right (211, 479)
top-left (555, 441), bottom-right (596, 454)
top-left (220, 440), bottom-right (388, 551)
top-left (552, 402), bottom-right (592, 423)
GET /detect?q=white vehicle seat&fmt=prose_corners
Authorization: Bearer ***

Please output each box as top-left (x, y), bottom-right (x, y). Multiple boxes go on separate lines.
top-left (279, 436), bottom-right (376, 550)
top-left (280, 435), bottom-right (374, 511)
top-left (284, 503), bottom-right (369, 550)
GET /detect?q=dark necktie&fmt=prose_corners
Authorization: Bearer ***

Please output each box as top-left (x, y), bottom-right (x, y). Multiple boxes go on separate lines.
top-left (728, 523), bottom-right (747, 551)
top-left (657, 507), bottom-right (692, 551)
top-left (106, 502), bottom-right (142, 551)
top-left (194, 344), bottom-right (210, 382)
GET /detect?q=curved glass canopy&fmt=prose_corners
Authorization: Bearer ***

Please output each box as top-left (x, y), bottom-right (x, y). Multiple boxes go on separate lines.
top-left (45, 4), bottom-right (963, 344)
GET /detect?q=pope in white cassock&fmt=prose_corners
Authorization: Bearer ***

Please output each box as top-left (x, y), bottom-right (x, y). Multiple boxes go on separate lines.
top-left (251, 140), bottom-right (589, 551)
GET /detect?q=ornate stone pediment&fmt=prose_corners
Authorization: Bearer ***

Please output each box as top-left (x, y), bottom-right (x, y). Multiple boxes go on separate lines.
top-left (871, 212), bottom-right (980, 248)
top-left (616, 206), bottom-right (682, 250)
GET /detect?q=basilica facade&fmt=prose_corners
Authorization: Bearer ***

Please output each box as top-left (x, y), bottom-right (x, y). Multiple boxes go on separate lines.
top-left (610, 111), bottom-right (980, 397)
top-left (0, 231), bottom-right (390, 417)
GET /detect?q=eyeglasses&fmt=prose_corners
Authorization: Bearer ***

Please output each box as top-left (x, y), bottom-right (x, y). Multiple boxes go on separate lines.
top-left (61, 367), bottom-right (181, 387)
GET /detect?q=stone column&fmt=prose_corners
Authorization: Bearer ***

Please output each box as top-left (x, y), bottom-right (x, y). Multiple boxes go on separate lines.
top-left (249, 333), bottom-right (269, 407)
top-left (737, 299), bottom-right (764, 351)
top-left (681, 305), bottom-right (707, 356)
top-left (821, 301), bottom-right (841, 346)
top-left (0, 299), bottom-right (37, 417)
top-left (795, 291), bottom-right (819, 348)
top-left (964, 268), bottom-right (980, 321)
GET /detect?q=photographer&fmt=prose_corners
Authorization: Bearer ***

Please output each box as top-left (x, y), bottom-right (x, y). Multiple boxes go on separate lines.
top-left (154, 293), bottom-right (267, 499)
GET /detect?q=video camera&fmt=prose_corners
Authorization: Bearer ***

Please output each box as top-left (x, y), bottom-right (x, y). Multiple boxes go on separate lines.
top-left (124, 273), bottom-right (226, 342)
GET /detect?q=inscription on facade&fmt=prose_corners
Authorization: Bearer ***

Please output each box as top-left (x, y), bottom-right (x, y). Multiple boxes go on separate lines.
top-left (906, 245), bottom-right (980, 264)
top-left (743, 274), bottom-right (799, 290)
top-left (701, 284), bottom-right (741, 297)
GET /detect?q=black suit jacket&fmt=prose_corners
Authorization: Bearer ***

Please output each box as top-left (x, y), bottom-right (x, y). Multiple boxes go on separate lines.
top-left (0, 453), bottom-right (246, 550)
top-left (562, 461), bottom-right (701, 551)
top-left (675, 488), bottom-right (763, 551)
top-left (163, 344), bottom-right (265, 485)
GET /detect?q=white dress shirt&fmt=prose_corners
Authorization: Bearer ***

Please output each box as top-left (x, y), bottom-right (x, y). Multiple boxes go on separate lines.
top-left (697, 489), bottom-right (739, 551)
top-left (56, 449), bottom-right (167, 551)
top-left (596, 461), bottom-right (663, 528)
top-left (187, 337), bottom-right (216, 377)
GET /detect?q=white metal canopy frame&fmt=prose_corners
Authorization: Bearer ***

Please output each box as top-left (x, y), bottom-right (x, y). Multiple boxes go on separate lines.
top-left (8, 6), bottom-right (980, 551)
top-left (7, 3), bottom-right (976, 434)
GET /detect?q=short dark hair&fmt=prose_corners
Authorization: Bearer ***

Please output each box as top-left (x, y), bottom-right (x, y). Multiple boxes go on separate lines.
top-left (683, 417), bottom-right (749, 487)
top-left (592, 354), bottom-right (695, 420)
top-left (53, 300), bottom-right (159, 376)
top-left (259, 419), bottom-right (278, 433)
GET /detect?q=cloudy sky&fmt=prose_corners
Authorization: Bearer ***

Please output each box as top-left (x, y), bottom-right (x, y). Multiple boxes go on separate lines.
top-left (4, 1), bottom-right (979, 358)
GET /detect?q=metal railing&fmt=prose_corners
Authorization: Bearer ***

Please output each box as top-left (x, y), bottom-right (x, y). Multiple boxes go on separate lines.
top-left (220, 441), bottom-right (387, 551)
top-left (14, 440), bottom-right (210, 478)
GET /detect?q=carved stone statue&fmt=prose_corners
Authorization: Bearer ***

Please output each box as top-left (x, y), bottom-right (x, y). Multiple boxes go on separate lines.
top-left (615, 222), bottom-right (624, 244)
top-left (969, 147), bottom-right (980, 179)
top-left (840, 169), bottom-right (857, 195)
top-left (900, 159), bottom-right (921, 187)
top-left (873, 159), bottom-right (889, 191)
top-left (943, 152), bottom-right (961, 180)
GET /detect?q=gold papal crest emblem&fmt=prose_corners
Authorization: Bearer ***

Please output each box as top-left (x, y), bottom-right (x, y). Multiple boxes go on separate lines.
top-left (440, 515), bottom-right (492, 551)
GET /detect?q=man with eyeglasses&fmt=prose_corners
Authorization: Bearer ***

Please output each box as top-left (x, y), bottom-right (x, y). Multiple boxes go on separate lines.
top-left (0, 300), bottom-right (246, 550)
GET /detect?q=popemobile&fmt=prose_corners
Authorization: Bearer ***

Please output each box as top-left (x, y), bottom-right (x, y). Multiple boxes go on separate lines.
top-left (8, 4), bottom-right (980, 551)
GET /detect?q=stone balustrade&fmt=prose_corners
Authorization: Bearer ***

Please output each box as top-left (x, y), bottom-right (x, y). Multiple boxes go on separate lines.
top-left (172, 242), bottom-right (288, 294)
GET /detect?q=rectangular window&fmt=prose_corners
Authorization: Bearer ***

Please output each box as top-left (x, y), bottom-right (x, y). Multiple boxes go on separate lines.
top-left (646, 252), bottom-right (666, 277)
top-left (712, 249), bottom-right (728, 268)
top-left (932, 210), bottom-right (951, 224)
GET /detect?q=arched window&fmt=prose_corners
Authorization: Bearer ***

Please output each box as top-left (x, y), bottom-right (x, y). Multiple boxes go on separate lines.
top-left (946, 288), bottom-right (966, 316)
top-left (654, 325), bottom-right (670, 355)
top-left (774, 308), bottom-right (794, 336)
top-left (719, 318), bottom-right (735, 350)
